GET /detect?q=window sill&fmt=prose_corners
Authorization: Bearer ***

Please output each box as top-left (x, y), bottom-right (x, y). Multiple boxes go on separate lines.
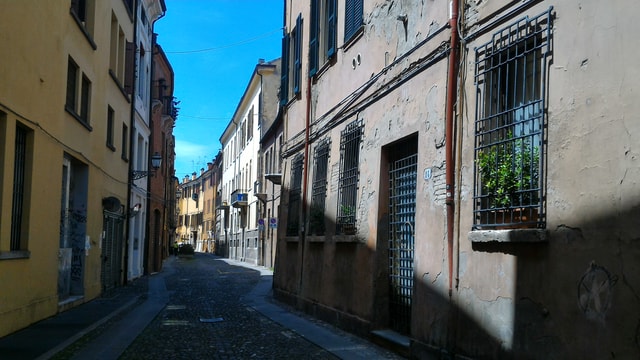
top-left (284, 236), bottom-right (299, 243)
top-left (70, 10), bottom-right (97, 50)
top-left (468, 229), bottom-right (548, 243)
top-left (0, 251), bottom-right (31, 260)
top-left (65, 106), bottom-right (93, 131)
top-left (307, 235), bottom-right (326, 242)
top-left (109, 70), bottom-right (131, 101)
top-left (333, 234), bottom-right (360, 243)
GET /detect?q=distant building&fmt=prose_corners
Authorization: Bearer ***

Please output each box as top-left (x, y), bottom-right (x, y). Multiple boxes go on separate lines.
top-left (219, 59), bottom-right (281, 265)
top-left (274, 0), bottom-right (640, 358)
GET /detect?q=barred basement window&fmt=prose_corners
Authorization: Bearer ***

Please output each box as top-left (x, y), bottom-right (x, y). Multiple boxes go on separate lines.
top-left (309, 139), bottom-right (330, 235)
top-left (286, 154), bottom-right (304, 236)
top-left (337, 119), bottom-right (363, 235)
top-left (473, 8), bottom-right (552, 229)
top-left (11, 124), bottom-right (32, 251)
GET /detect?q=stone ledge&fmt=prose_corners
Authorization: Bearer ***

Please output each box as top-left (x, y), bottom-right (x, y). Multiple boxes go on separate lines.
top-left (468, 229), bottom-right (548, 243)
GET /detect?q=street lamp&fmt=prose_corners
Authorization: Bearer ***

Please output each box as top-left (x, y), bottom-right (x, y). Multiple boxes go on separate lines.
top-left (131, 152), bottom-right (162, 180)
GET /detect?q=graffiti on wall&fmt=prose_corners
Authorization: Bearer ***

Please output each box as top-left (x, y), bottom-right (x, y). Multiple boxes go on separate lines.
top-left (578, 262), bottom-right (618, 321)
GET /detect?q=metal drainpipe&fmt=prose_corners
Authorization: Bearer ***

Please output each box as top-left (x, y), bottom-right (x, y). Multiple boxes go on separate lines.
top-left (445, 0), bottom-right (459, 300)
top-left (298, 76), bottom-right (312, 291)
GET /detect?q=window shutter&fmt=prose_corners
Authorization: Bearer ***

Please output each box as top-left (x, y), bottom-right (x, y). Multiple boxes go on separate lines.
top-left (344, 0), bottom-right (363, 43)
top-left (293, 14), bottom-right (303, 96)
top-left (124, 41), bottom-right (135, 96)
top-left (327, 0), bottom-right (337, 57)
top-left (309, 0), bottom-right (319, 77)
top-left (280, 34), bottom-right (289, 106)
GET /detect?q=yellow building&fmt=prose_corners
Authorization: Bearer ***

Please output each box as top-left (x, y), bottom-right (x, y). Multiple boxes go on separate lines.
top-left (0, 1), bottom-right (135, 337)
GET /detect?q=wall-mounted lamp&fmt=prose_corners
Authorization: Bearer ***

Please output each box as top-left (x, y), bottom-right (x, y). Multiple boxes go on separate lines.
top-left (130, 203), bottom-right (142, 217)
top-left (131, 152), bottom-right (162, 180)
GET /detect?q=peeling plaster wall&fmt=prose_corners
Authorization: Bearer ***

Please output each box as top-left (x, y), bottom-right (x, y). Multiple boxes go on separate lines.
top-left (457, 0), bottom-right (640, 358)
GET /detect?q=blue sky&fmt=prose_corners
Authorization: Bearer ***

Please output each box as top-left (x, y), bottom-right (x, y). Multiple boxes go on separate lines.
top-left (154, 1), bottom-right (283, 179)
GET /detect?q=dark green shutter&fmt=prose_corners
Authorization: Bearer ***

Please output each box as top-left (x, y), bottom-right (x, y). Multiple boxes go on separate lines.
top-left (309, 0), bottom-right (319, 77)
top-left (280, 34), bottom-right (289, 106)
top-left (344, 0), bottom-right (363, 42)
top-left (327, 0), bottom-right (337, 57)
top-left (293, 14), bottom-right (303, 96)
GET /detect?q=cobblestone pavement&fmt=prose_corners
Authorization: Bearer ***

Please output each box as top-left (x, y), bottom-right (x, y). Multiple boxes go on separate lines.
top-left (119, 253), bottom-right (339, 359)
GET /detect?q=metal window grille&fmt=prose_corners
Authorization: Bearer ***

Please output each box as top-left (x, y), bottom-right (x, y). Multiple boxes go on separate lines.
top-left (337, 120), bottom-right (363, 234)
top-left (473, 8), bottom-right (552, 229)
top-left (287, 154), bottom-right (304, 236)
top-left (11, 125), bottom-right (28, 251)
top-left (309, 140), bottom-right (330, 235)
top-left (388, 151), bottom-right (417, 335)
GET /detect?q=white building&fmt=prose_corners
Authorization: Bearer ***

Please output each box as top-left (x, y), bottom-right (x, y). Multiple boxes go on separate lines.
top-left (220, 59), bottom-right (280, 264)
top-left (127, 0), bottom-right (165, 280)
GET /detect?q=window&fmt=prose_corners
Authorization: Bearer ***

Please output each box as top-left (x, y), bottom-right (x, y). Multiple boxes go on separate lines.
top-left (280, 14), bottom-right (303, 105)
top-left (337, 120), bottom-right (363, 234)
top-left (11, 123), bottom-right (32, 252)
top-left (106, 106), bottom-right (115, 150)
top-left (109, 13), bottom-right (127, 87)
top-left (309, 140), bottom-right (330, 235)
top-left (309, 0), bottom-right (337, 77)
top-left (286, 154), bottom-right (304, 236)
top-left (473, 9), bottom-right (552, 229)
top-left (344, 0), bottom-right (363, 43)
top-left (66, 58), bottom-right (79, 113)
top-left (121, 123), bottom-right (129, 160)
top-left (80, 75), bottom-right (91, 123)
top-left (247, 106), bottom-right (254, 141)
top-left (70, 0), bottom-right (96, 47)
top-left (66, 57), bottom-right (92, 128)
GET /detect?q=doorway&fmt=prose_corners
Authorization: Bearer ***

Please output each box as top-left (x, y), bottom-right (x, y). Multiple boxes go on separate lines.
top-left (387, 137), bottom-right (417, 335)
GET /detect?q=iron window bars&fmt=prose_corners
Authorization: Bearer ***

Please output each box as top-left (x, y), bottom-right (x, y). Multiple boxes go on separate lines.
top-left (309, 139), bottom-right (330, 235)
top-left (286, 153), bottom-right (304, 236)
top-left (337, 119), bottom-right (363, 234)
top-left (473, 8), bottom-right (552, 229)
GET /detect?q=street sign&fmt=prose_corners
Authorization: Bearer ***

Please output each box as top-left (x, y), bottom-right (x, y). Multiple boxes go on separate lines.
top-left (269, 218), bottom-right (277, 228)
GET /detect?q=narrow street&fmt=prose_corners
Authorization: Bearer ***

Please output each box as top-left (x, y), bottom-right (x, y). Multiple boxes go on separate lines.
top-left (120, 254), bottom-right (336, 359)
top-left (46, 253), bottom-right (402, 360)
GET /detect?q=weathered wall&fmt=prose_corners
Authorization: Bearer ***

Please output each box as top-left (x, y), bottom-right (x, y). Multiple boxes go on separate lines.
top-left (455, 0), bottom-right (640, 358)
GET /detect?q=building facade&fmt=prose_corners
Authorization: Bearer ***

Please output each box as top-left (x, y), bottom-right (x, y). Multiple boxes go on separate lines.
top-left (0, 0), bottom-right (135, 337)
top-left (126, 0), bottom-right (165, 281)
top-left (177, 172), bottom-right (203, 247)
top-left (220, 59), bottom-right (281, 265)
top-left (274, 0), bottom-right (640, 358)
top-left (147, 41), bottom-right (177, 274)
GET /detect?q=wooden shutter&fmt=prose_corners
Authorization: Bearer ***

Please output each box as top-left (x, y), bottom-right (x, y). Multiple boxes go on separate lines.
top-left (124, 41), bottom-right (135, 96)
top-left (309, 0), bottom-right (319, 77)
top-left (280, 34), bottom-right (289, 106)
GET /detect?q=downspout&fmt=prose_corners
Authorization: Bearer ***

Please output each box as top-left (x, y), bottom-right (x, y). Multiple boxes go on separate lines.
top-left (124, 0), bottom-right (139, 285)
top-left (445, 0), bottom-right (460, 350)
top-left (445, 0), bottom-right (459, 299)
top-left (299, 76), bottom-right (311, 291)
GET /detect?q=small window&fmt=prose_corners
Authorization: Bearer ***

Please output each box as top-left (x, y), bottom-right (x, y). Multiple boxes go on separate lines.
top-left (344, 0), bottom-right (363, 44)
top-left (286, 154), bottom-right (304, 236)
top-left (121, 123), bottom-right (129, 160)
top-left (106, 106), bottom-right (115, 150)
top-left (309, 140), bottom-right (330, 235)
top-left (337, 120), bottom-right (363, 234)
top-left (473, 9), bottom-right (552, 229)
top-left (66, 57), bottom-right (79, 113)
top-left (80, 74), bottom-right (91, 124)
top-left (11, 123), bottom-right (32, 252)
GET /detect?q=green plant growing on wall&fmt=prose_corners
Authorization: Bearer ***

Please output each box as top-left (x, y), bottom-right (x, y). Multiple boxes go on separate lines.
top-left (477, 134), bottom-right (539, 209)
